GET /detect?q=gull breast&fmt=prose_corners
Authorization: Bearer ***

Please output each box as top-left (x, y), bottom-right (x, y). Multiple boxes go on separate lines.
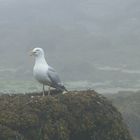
top-left (33, 64), bottom-right (51, 85)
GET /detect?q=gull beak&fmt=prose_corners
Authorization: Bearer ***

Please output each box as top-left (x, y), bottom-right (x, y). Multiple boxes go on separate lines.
top-left (30, 50), bottom-right (33, 56)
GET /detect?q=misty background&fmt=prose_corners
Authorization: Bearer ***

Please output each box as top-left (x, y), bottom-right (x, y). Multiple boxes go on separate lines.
top-left (0, 0), bottom-right (140, 93)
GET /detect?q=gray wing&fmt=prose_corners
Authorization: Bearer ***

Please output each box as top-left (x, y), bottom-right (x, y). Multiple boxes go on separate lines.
top-left (47, 66), bottom-right (63, 88)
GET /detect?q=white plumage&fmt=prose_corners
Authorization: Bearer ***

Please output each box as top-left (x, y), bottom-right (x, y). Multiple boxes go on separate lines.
top-left (31, 48), bottom-right (67, 96)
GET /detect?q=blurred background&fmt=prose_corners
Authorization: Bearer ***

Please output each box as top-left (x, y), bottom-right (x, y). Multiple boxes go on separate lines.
top-left (0, 0), bottom-right (140, 93)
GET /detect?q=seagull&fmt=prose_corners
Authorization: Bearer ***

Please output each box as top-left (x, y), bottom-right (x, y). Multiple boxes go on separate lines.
top-left (31, 47), bottom-right (67, 96)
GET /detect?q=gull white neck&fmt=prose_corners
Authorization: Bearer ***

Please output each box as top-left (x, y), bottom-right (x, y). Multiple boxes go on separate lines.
top-left (35, 55), bottom-right (48, 66)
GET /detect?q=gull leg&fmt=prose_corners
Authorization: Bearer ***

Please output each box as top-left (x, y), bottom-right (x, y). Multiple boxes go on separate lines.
top-left (43, 84), bottom-right (45, 96)
top-left (48, 86), bottom-right (51, 96)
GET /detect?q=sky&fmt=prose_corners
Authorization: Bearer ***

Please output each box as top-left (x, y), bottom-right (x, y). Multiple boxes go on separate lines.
top-left (0, 0), bottom-right (140, 92)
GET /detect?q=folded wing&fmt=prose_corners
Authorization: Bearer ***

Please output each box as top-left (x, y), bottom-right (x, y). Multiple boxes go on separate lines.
top-left (47, 66), bottom-right (67, 91)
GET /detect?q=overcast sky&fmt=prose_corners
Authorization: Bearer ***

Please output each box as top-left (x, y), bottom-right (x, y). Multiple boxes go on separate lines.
top-left (0, 0), bottom-right (140, 86)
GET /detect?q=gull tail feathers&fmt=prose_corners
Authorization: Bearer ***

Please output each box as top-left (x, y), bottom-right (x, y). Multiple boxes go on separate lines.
top-left (56, 85), bottom-right (68, 92)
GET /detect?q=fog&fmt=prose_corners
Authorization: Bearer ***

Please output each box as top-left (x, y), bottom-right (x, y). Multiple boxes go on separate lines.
top-left (0, 0), bottom-right (140, 92)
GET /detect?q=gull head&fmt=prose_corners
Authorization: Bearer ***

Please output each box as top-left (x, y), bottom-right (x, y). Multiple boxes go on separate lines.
top-left (31, 48), bottom-right (45, 57)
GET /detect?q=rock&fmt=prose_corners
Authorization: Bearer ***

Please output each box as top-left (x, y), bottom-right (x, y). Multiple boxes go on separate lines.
top-left (0, 90), bottom-right (133, 140)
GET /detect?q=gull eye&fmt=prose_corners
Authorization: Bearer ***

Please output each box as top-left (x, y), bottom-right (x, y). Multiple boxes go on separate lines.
top-left (32, 49), bottom-right (40, 55)
top-left (33, 51), bottom-right (38, 54)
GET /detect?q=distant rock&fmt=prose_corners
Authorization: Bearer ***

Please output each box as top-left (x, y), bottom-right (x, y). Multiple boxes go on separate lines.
top-left (106, 91), bottom-right (140, 140)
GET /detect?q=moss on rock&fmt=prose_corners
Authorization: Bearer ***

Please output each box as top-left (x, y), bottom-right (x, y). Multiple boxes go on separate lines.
top-left (0, 90), bottom-right (133, 140)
